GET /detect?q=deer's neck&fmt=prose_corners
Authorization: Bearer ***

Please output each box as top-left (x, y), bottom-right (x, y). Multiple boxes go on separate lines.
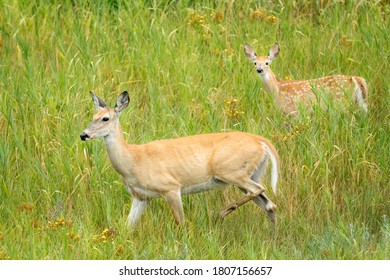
top-left (261, 70), bottom-right (280, 96)
top-left (104, 124), bottom-right (135, 176)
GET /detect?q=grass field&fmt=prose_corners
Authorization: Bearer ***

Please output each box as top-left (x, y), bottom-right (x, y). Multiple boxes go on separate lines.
top-left (0, 0), bottom-right (389, 260)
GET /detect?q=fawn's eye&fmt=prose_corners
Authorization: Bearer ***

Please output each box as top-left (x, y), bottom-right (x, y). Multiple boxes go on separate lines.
top-left (265, 62), bottom-right (269, 65)
top-left (254, 62), bottom-right (257, 66)
top-left (102, 117), bottom-right (109, 122)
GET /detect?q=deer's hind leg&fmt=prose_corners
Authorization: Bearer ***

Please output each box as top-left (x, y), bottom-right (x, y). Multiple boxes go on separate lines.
top-left (241, 156), bottom-right (277, 223)
top-left (213, 146), bottom-right (276, 222)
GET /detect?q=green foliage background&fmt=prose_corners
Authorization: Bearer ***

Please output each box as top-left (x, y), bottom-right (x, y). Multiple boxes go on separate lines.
top-left (0, 0), bottom-right (389, 259)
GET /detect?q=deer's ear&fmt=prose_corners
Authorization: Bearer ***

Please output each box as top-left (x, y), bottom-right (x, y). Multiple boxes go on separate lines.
top-left (244, 44), bottom-right (257, 61)
top-left (90, 91), bottom-right (107, 111)
top-left (115, 91), bottom-right (129, 113)
top-left (268, 43), bottom-right (280, 61)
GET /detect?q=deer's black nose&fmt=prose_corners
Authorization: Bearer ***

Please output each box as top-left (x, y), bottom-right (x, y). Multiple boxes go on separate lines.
top-left (80, 132), bottom-right (89, 141)
top-left (257, 69), bottom-right (263, 74)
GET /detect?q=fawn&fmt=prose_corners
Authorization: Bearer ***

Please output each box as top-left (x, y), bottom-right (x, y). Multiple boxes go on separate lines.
top-left (244, 43), bottom-right (368, 115)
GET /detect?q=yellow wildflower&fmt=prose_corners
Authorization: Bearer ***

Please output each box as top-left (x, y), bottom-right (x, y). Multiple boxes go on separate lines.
top-left (20, 203), bottom-right (34, 213)
top-left (224, 98), bottom-right (243, 119)
top-left (30, 219), bottom-right (40, 229)
top-left (187, 12), bottom-right (206, 26)
top-left (0, 250), bottom-right (9, 260)
top-left (251, 8), bottom-right (266, 21)
top-left (267, 15), bottom-right (278, 24)
top-left (115, 245), bottom-right (124, 256)
top-left (224, 47), bottom-right (235, 57)
top-left (91, 228), bottom-right (119, 243)
top-left (211, 11), bottom-right (224, 23)
top-left (46, 217), bottom-right (72, 230)
top-left (340, 36), bottom-right (352, 47)
top-left (66, 232), bottom-right (80, 241)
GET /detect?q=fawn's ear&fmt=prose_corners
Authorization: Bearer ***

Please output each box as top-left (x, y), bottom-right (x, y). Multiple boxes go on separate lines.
top-left (114, 91), bottom-right (129, 113)
top-left (268, 43), bottom-right (280, 61)
top-left (90, 91), bottom-right (107, 111)
top-left (244, 44), bottom-right (257, 61)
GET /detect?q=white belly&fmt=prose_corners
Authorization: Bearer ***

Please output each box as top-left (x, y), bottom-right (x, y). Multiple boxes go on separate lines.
top-left (125, 178), bottom-right (227, 199)
top-left (181, 178), bottom-right (227, 195)
top-left (125, 184), bottom-right (161, 199)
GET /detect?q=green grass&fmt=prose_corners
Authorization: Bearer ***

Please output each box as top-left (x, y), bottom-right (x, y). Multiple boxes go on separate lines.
top-left (0, 0), bottom-right (389, 259)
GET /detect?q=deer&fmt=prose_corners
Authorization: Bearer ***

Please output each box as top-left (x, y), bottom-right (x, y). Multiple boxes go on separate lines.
top-left (80, 91), bottom-right (280, 227)
top-left (244, 43), bottom-right (368, 115)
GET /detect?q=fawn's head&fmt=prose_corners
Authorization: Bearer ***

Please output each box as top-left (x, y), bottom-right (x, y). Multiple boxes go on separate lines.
top-left (80, 91), bottom-right (129, 141)
top-left (244, 43), bottom-right (280, 76)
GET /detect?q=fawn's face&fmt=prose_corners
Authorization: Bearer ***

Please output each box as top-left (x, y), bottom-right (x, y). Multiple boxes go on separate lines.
top-left (244, 43), bottom-right (280, 77)
top-left (252, 55), bottom-right (272, 76)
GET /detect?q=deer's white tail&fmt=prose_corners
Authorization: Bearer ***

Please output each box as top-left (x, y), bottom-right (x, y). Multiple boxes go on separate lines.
top-left (262, 142), bottom-right (279, 194)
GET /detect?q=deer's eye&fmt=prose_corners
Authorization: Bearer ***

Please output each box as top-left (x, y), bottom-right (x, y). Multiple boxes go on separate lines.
top-left (102, 117), bottom-right (109, 122)
top-left (265, 62), bottom-right (269, 65)
top-left (254, 62), bottom-right (257, 66)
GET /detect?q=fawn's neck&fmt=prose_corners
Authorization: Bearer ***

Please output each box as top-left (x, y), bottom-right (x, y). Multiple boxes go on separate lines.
top-left (260, 70), bottom-right (280, 96)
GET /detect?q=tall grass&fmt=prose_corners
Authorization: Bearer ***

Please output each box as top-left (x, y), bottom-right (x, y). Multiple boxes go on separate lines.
top-left (0, 0), bottom-right (389, 259)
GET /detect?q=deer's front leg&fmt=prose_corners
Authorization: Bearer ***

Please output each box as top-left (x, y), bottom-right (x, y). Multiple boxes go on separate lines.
top-left (127, 197), bottom-right (149, 227)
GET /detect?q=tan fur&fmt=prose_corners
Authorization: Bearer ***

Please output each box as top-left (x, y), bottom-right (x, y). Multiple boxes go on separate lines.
top-left (81, 91), bottom-right (280, 227)
top-left (244, 43), bottom-right (368, 115)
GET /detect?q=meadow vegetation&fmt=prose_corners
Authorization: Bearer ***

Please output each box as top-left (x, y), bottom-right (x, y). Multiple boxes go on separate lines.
top-left (0, 0), bottom-right (389, 259)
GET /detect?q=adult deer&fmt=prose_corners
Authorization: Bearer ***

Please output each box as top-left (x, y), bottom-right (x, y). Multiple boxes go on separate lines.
top-left (244, 43), bottom-right (368, 115)
top-left (80, 91), bottom-right (280, 227)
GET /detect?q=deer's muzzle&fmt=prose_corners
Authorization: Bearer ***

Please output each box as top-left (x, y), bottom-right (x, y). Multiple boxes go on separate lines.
top-left (80, 132), bottom-right (90, 141)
